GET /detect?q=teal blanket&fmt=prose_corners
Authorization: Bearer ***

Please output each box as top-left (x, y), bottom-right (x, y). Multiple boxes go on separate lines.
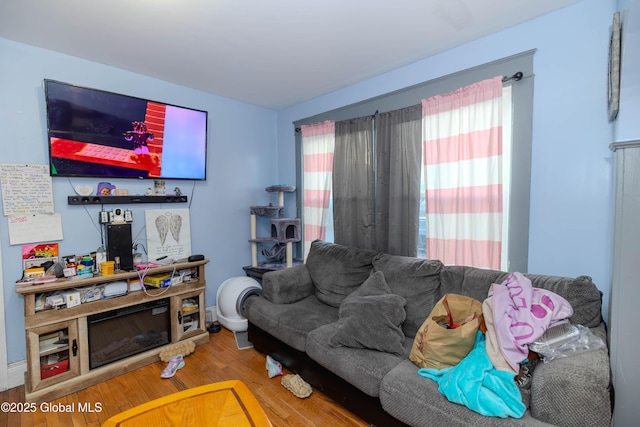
top-left (418, 332), bottom-right (525, 418)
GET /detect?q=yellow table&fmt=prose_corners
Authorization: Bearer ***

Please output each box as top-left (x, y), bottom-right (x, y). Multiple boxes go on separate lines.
top-left (102, 380), bottom-right (271, 426)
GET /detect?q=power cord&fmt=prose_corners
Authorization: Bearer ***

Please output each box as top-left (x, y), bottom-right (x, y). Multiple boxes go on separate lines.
top-left (188, 180), bottom-right (196, 209)
top-left (135, 264), bottom-right (177, 297)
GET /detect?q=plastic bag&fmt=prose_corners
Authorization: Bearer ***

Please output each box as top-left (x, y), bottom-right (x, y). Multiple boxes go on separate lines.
top-left (529, 324), bottom-right (606, 362)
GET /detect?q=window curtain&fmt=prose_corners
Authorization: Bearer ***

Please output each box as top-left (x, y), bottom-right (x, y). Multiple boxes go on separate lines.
top-left (333, 116), bottom-right (374, 249)
top-left (422, 76), bottom-right (503, 269)
top-left (375, 105), bottom-right (422, 256)
top-left (301, 120), bottom-right (335, 259)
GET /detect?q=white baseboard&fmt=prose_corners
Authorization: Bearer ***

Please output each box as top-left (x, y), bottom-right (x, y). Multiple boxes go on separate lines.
top-left (6, 360), bottom-right (26, 390)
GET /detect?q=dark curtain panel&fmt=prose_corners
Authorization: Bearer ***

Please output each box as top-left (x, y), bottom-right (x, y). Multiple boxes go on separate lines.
top-left (375, 105), bottom-right (422, 256)
top-left (333, 116), bottom-right (375, 249)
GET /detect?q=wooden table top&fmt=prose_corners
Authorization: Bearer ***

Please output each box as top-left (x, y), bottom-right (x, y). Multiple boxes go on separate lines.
top-left (101, 380), bottom-right (271, 426)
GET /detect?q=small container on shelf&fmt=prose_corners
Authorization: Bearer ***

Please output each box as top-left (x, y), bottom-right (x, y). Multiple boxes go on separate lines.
top-left (78, 285), bottom-right (104, 303)
top-left (39, 330), bottom-right (70, 379)
top-left (40, 358), bottom-right (69, 380)
top-left (100, 261), bottom-right (115, 276)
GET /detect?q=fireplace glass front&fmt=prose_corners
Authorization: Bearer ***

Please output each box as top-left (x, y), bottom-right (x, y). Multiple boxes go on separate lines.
top-left (87, 298), bottom-right (170, 369)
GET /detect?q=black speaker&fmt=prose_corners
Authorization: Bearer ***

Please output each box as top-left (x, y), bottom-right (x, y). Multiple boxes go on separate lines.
top-left (106, 223), bottom-right (133, 271)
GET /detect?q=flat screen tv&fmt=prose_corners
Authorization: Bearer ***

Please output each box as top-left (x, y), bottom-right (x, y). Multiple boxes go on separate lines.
top-left (44, 79), bottom-right (208, 180)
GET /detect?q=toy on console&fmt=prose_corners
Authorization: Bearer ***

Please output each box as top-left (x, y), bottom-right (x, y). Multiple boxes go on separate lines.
top-left (97, 182), bottom-right (115, 196)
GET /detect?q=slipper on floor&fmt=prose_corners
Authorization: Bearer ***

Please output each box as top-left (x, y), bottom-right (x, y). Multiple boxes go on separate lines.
top-left (161, 354), bottom-right (185, 379)
top-left (281, 374), bottom-right (312, 398)
top-left (159, 341), bottom-right (195, 363)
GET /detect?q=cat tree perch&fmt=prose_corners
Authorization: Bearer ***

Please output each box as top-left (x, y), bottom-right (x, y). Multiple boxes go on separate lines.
top-left (249, 185), bottom-right (300, 268)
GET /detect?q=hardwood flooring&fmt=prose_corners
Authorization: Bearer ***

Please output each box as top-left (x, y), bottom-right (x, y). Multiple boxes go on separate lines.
top-left (0, 327), bottom-right (369, 427)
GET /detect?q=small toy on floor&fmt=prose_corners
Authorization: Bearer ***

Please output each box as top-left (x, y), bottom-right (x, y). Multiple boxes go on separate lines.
top-left (159, 341), bottom-right (195, 363)
top-left (266, 355), bottom-right (283, 378)
top-left (281, 374), bottom-right (312, 398)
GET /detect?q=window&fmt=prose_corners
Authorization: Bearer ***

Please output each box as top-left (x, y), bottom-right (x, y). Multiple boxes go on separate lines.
top-left (417, 84), bottom-right (513, 272)
top-left (295, 51), bottom-right (533, 271)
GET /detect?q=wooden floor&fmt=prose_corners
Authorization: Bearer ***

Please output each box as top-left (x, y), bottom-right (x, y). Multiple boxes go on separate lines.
top-left (0, 327), bottom-right (369, 427)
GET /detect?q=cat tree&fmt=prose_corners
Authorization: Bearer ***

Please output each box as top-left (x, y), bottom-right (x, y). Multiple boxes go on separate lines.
top-left (249, 185), bottom-right (300, 269)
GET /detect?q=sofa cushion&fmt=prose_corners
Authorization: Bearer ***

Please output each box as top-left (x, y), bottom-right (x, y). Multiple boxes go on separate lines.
top-left (328, 271), bottom-right (407, 356)
top-left (440, 266), bottom-right (603, 328)
top-left (379, 359), bottom-right (548, 427)
top-left (306, 240), bottom-right (378, 308)
top-left (530, 323), bottom-right (611, 426)
top-left (244, 294), bottom-right (338, 352)
top-left (372, 253), bottom-right (443, 338)
top-left (438, 266), bottom-right (507, 303)
top-left (524, 274), bottom-right (603, 328)
top-left (261, 265), bottom-right (314, 304)
top-left (307, 322), bottom-right (405, 397)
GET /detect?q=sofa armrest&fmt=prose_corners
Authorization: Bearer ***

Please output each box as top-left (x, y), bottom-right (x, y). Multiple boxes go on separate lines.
top-left (530, 323), bottom-right (612, 427)
top-left (261, 265), bottom-right (314, 304)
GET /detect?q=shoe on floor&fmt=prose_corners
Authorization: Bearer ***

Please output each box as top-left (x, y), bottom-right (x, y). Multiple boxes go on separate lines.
top-left (161, 354), bottom-right (185, 379)
top-left (266, 355), bottom-right (283, 378)
top-left (281, 374), bottom-right (312, 398)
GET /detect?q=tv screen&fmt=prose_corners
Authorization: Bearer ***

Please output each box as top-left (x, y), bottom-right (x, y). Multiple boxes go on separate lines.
top-left (44, 79), bottom-right (208, 180)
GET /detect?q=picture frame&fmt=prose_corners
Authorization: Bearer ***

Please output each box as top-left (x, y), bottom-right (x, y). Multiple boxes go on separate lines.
top-left (608, 12), bottom-right (621, 122)
top-left (145, 208), bottom-right (192, 261)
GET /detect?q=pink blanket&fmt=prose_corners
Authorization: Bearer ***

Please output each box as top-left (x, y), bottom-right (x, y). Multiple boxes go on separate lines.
top-left (488, 272), bottom-right (573, 372)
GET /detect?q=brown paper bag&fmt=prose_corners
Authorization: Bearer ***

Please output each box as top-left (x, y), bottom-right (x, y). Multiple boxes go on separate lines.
top-left (409, 293), bottom-right (483, 369)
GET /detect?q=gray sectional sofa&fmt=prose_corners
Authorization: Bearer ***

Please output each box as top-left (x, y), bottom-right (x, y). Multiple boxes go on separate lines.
top-left (245, 240), bottom-right (612, 427)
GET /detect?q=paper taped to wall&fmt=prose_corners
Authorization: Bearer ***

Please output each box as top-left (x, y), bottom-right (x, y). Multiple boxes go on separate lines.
top-left (8, 213), bottom-right (63, 245)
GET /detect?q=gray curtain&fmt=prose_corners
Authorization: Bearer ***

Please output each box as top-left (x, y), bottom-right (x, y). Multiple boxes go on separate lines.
top-left (333, 116), bottom-right (374, 249)
top-left (374, 105), bottom-right (422, 256)
top-left (333, 107), bottom-right (421, 255)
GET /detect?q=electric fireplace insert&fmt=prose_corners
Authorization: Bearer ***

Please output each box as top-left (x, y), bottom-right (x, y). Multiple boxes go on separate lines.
top-left (87, 298), bottom-right (170, 369)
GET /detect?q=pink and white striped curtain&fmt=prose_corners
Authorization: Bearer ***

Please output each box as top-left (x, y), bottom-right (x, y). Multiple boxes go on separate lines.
top-left (301, 120), bottom-right (335, 259)
top-left (422, 76), bottom-right (503, 269)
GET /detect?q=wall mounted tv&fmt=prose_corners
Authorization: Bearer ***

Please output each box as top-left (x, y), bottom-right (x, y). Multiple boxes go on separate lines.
top-left (44, 79), bottom-right (208, 180)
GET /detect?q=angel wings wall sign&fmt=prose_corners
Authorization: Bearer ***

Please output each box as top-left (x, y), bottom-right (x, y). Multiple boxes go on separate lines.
top-left (145, 208), bottom-right (192, 261)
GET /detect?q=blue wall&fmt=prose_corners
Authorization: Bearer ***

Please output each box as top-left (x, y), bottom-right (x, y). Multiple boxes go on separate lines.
top-left (277, 0), bottom-right (616, 317)
top-left (0, 0), bottom-right (620, 366)
top-left (616, 0), bottom-right (640, 141)
top-left (0, 38), bottom-right (278, 363)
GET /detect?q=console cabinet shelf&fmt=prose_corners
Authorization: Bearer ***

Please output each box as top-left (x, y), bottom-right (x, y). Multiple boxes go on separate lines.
top-left (16, 260), bottom-right (209, 403)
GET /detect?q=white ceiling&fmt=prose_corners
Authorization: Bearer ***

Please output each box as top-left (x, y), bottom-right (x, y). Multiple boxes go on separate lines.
top-left (0, 0), bottom-right (579, 110)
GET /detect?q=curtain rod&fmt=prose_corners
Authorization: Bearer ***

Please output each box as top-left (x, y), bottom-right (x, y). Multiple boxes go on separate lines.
top-left (502, 71), bottom-right (523, 83)
top-left (296, 73), bottom-right (525, 133)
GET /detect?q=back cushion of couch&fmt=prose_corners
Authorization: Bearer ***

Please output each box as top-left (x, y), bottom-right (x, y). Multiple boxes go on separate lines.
top-left (306, 240), bottom-right (378, 308)
top-left (440, 266), bottom-right (603, 328)
top-left (372, 254), bottom-right (443, 338)
top-left (524, 274), bottom-right (603, 327)
top-left (439, 266), bottom-right (508, 303)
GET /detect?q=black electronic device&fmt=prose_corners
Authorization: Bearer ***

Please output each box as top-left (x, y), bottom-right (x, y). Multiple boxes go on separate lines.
top-left (44, 79), bottom-right (208, 180)
top-left (188, 254), bottom-right (205, 262)
top-left (68, 195), bottom-right (188, 205)
top-left (106, 223), bottom-right (134, 271)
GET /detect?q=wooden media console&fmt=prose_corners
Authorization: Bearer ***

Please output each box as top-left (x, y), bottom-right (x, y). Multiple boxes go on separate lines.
top-left (16, 260), bottom-right (209, 403)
